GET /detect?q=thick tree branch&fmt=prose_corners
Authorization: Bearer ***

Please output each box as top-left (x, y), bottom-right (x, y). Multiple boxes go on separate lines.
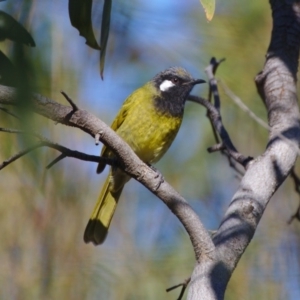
top-left (0, 84), bottom-right (214, 262)
top-left (187, 1), bottom-right (300, 299)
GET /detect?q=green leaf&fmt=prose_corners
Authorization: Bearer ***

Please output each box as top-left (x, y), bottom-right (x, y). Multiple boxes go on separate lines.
top-left (68, 0), bottom-right (100, 50)
top-left (0, 50), bottom-right (17, 86)
top-left (200, 0), bottom-right (215, 21)
top-left (0, 11), bottom-right (35, 46)
top-left (99, 0), bottom-right (112, 80)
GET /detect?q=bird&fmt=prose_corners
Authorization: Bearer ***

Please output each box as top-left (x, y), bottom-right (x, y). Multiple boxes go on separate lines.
top-left (84, 67), bottom-right (205, 245)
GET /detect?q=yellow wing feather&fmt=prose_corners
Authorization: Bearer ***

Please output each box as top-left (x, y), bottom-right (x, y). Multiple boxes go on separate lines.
top-left (97, 84), bottom-right (153, 173)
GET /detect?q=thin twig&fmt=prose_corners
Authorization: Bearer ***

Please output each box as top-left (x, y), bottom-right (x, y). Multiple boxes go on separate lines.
top-left (95, 132), bottom-right (102, 145)
top-left (205, 57), bottom-right (226, 144)
top-left (60, 90), bottom-right (79, 111)
top-left (221, 79), bottom-right (300, 190)
top-left (46, 153), bottom-right (66, 169)
top-left (188, 95), bottom-right (252, 168)
top-left (0, 107), bottom-right (21, 120)
top-left (166, 277), bottom-right (191, 300)
top-left (189, 57), bottom-right (251, 173)
top-left (0, 127), bottom-right (44, 141)
top-left (0, 127), bottom-right (116, 169)
top-left (0, 142), bottom-right (44, 170)
top-left (205, 57), bottom-right (225, 112)
top-left (220, 80), bottom-right (269, 130)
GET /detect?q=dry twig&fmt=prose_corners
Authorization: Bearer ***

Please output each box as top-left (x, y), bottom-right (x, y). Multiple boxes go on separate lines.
top-left (0, 127), bottom-right (116, 170)
top-left (189, 57), bottom-right (253, 172)
top-left (166, 277), bottom-right (191, 300)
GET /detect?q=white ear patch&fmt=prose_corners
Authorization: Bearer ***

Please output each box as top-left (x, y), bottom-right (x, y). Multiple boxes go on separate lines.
top-left (159, 80), bottom-right (175, 92)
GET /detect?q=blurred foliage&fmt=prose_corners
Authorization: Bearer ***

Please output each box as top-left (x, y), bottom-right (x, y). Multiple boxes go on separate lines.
top-left (200, 0), bottom-right (215, 21)
top-left (0, 9), bottom-right (35, 86)
top-left (0, 0), bottom-right (300, 300)
top-left (68, 0), bottom-right (100, 50)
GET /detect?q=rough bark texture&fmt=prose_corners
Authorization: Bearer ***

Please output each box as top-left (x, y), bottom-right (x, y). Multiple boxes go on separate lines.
top-left (187, 1), bottom-right (300, 299)
top-left (0, 86), bottom-right (214, 262)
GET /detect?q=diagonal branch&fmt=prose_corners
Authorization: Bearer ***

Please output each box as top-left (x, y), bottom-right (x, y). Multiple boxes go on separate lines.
top-left (0, 141), bottom-right (44, 170)
top-left (188, 94), bottom-right (252, 168)
top-left (223, 80), bottom-right (300, 220)
top-left (60, 90), bottom-right (79, 111)
top-left (0, 85), bottom-right (214, 262)
top-left (189, 58), bottom-right (252, 172)
top-left (0, 127), bottom-right (117, 170)
top-left (166, 277), bottom-right (191, 300)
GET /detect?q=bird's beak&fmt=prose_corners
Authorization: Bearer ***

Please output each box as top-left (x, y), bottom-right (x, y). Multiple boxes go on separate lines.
top-left (191, 79), bottom-right (206, 85)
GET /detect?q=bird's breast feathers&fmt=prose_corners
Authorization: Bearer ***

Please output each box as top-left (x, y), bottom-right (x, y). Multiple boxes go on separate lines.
top-left (116, 85), bottom-right (182, 164)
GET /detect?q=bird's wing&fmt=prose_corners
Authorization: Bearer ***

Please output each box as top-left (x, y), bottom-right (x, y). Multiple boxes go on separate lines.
top-left (97, 86), bottom-right (145, 173)
top-left (101, 89), bottom-right (138, 155)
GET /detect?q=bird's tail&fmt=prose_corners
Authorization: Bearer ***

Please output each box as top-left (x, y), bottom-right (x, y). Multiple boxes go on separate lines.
top-left (84, 174), bottom-right (124, 245)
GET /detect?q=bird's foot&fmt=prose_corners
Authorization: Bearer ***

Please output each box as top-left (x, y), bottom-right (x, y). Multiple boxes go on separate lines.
top-left (149, 165), bottom-right (164, 190)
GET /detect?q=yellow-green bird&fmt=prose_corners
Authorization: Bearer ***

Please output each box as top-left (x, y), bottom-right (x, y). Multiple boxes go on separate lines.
top-left (84, 67), bottom-right (205, 245)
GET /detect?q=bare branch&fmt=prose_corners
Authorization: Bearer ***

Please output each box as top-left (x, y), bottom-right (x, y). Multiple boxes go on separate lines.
top-left (95, 131), bottom-right (102, 145)
top-left (205, 57), bottom-right (226, 111)
top-left (0, 127), bottom-right (117, 169)
top-left (204, 57), bottom-right (226, 146)
top-left (60, 90), bottom-right (79, 111)
top-left (166, 277), bottom-right (191, 300)
top-left (188, 95), bottom-right (252, 168)
top-left (0, 142), bottom-right (44, 170)
top-left (46, 153), bottom-right (67, 169)
top-left (221, 81), bottom-right (269, 131)
top-left (0, 106), bottom-right (21, 119)
top-left (189, 57), bottom-right (252, 175)
top-left (0, 85), bottom-right (214, 262)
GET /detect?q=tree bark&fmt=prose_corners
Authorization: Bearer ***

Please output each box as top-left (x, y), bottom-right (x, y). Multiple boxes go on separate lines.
top-left (187, 1), bottom-right (300, 299)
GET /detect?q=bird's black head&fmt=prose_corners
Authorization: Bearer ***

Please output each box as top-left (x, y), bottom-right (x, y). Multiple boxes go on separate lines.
top-left (151, 67), bottom-right (205, 117)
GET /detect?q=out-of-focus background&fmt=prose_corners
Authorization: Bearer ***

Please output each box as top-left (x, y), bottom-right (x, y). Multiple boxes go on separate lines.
top-left (0, 0), bottom-right (300, 299)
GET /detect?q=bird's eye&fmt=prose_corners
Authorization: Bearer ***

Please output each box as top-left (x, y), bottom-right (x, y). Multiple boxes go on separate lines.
top-left (171, 77), bottom-right (179, 84)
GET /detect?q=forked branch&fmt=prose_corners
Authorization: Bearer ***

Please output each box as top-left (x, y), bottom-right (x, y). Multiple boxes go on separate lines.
top-left (0, 84), bottom-right (214, 264)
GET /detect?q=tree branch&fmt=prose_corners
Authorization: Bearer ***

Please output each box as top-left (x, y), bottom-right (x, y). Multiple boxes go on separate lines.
top-left (188, 94), bottom-right (252, 168)
top-left (166, 277), bottom-right (191, 300)
top-left (189, 58), bottom-right (252, 173)
top-left (0, 85), bottom-right (214, 262)
top-left (187, 1), bottom-right (300, 299)
top-left (0, 127), bottom-right (117, 170)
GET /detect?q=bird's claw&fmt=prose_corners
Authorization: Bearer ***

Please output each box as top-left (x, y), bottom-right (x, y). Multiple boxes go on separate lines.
top-left (149, 165), bottom-right (164, 190)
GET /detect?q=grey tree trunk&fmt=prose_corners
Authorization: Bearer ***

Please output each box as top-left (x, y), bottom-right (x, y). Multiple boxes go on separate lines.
top-left (187, 1), bottom-right (300, 299)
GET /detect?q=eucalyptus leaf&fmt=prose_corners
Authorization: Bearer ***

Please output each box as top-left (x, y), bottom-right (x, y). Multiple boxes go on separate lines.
top-left (200, 0), bottom-right (215, 21)
top-left (0, 11), bottom-right (35, 46)
top-left (100, 0), bottom-right (112, 80)
top-left (68, 0), bottom-right (100, 50)
top-left (0, 50), bottom-right (17, 86)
